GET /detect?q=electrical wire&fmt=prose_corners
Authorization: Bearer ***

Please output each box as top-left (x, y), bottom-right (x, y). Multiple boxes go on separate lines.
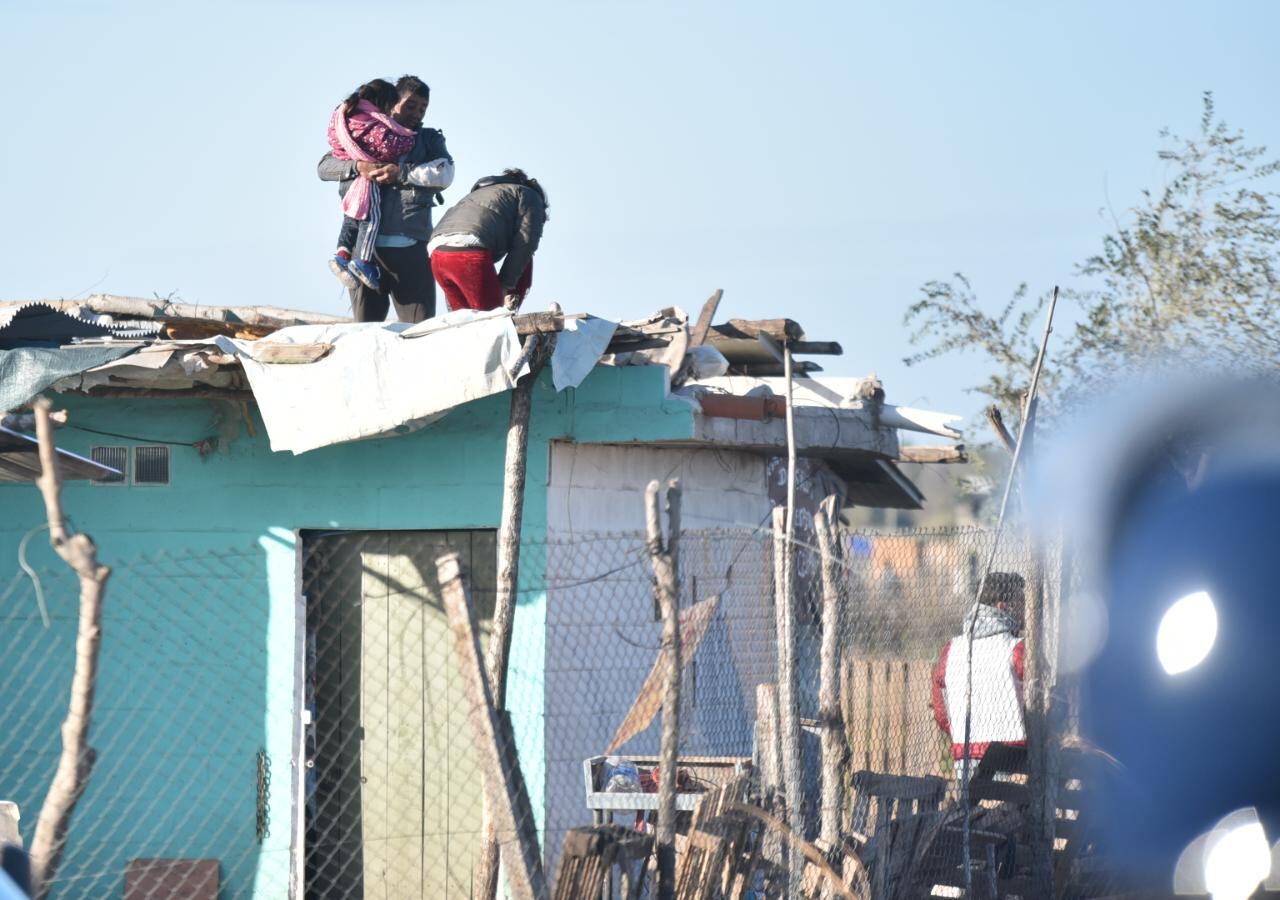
top-left (66, 424), bottom-right (203, 448)
top-left (0, 524), bottom-right (52, 627)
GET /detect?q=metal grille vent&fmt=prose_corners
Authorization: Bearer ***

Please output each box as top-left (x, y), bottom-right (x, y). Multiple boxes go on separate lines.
top-left (134, 446), bottom-right (170, 485)
top-left (90, 446), bottom-right (127, 484)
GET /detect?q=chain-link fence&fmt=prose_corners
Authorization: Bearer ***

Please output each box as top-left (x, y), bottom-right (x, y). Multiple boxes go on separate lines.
top-left (1, 522), bottom-right (1095, 898)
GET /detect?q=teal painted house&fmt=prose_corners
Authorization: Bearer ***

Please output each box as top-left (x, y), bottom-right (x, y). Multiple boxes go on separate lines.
top-left (0, 362), bottom-right (696, 898)
top-left (0, 300), bottom-right (947, 898)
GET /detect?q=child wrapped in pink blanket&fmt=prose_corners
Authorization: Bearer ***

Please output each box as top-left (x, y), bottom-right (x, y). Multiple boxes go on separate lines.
top-left (326, 79), bottom-right (417, 292)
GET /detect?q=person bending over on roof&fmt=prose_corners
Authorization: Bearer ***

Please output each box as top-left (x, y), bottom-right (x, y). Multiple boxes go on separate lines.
top-left (325, 78), bottom-right (418, 293)
top-left (428, 169), bottom-right (547, 312)
top-left (317, 75), bottom-right (453, 324)
top-left (930, 572), bottom-right (1027, 781)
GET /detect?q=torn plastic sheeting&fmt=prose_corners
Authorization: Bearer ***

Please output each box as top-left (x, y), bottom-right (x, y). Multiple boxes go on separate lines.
top-left (213, 315), bottom-right (528, 455)
top-left (0, 345), bottom-right (137, 412)
top-left (550, 317), bottom-right (617, 390)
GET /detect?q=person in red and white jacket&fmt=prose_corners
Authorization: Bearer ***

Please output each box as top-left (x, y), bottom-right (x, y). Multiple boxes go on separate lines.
top-left (931, 572), bottom-right (1027, 779)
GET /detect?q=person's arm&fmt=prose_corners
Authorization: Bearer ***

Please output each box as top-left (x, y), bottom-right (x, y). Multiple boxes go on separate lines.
top-left (931, 640), bottom-right (952, 737)
top-left (321, 153), bottom-right (398, 186)
top-left (401, 157), bottom-right (454, 189)
top-left (398, 129), bottom-right (455, 189)
top-left (318, 152), bottom-right (357, 183)
top-left (497, 190), bottom-right (546, 292)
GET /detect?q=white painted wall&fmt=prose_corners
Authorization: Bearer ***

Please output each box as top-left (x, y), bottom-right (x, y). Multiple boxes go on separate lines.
top-left (541, 442), bottom-right (777, 868)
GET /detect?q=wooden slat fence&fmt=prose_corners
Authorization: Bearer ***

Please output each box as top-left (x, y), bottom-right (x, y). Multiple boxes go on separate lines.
top-left (840, 657), bottom-right (951, 780)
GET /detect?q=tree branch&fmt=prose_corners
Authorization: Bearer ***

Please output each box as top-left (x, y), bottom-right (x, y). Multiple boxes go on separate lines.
top-left (985, 405), bottom-right (1017, 456)
top-left (29, 396), bottom-right (109, 900)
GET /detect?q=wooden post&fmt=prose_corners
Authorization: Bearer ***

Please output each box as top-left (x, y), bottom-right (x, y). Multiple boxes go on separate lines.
top-left (783, 343), bottom-right (797, 544)
top-left (772, 506), bottom-right (804, 893)
top-left (437, 553), bottom-right (548, 900)
top-left (645, 479), bottom-right (682, 900)
top-left (477, 332), bottom-right (555, 900)
top-left (1024, 547), bottom-right (1055, 897)
top-left (755, 683), bottom-right (784, 869)
top-left (814, 497), bottom-right (845, 850)
top-left (28, 397), bottom-right (110, 900)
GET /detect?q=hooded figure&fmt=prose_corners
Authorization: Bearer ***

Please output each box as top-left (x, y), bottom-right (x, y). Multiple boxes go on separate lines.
top-left (931, 572), bottom-right (1027, 777)
top-left (427, 169), bottom-right (548, 312)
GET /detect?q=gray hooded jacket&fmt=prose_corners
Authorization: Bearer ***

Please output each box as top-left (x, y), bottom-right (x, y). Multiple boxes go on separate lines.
top-left (430, 176), bottom-right (547, 291)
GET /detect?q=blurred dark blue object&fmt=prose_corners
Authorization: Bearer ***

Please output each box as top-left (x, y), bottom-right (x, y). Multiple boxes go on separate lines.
top-left (1082, 461), bottom-right (1280, 884)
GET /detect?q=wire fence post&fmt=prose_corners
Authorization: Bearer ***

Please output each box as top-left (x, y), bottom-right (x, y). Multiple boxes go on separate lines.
top-left (814, 496), bottom-right (846, 853)
top-left (772, 505), bottom-right (804, 895)
top-left (645, 479), bottom-right (682, 900)
top-left (1025, 540), bottom-right (1058, 897)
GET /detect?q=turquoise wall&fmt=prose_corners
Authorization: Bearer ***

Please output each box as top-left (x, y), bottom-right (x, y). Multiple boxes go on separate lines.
top-left (0, 364), bottom-right (693, 898)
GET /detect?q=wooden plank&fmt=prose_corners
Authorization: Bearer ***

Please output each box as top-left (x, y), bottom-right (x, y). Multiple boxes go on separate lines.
top-left (248, 342), bottom-right (335, 364)
top-left (707, 319), bottom-right (806, 343)
top-left (513, 311), bottom-right (566, 335)
top-left (75, 387), bottom-right (255, 400)
top-left (887, 661), bottom-right (907, 773)
top-left (690, 289), bottom-right (723, 346)
top-left (124, 859), bottom-right (219, 899)
top-left (868, 661), bottom-right (887, 773)
top-left (790, 341), bottom-right (842, 356)
top-left (384, 540), bottom-right (427, 897)
top-left (436, 553), bottom-right (548, 900)
top-left (161, 317), bottom-right (277, 340)
top-left (418, 536), bottom-right (454, 898)
top-left (448, 533), bottom-right (495, 898)
top-left (898, 445), bottom-right (968, 465)
top-left (731, 361), bottom-right (823, 377)
top-left (68, 294), bottom-right (349, 327)
top-left (968, 780), bottom-right (1031, 805)
top-left (849, 660), bottom-right (871, 772)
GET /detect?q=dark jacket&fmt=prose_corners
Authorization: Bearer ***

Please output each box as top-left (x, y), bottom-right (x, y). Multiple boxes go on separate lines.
top-left (430, 176), bottom-right (547, 292)
top-left (317, 128), bottom-right (452, 242)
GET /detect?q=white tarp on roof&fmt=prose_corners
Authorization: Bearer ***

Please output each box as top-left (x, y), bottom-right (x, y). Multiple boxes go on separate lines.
top-left (550, 316), bottom-right (617, 390)
top-left (213, 308), bottom-right (617, 455)
top-left (215, 310), bottom-right (528, 454)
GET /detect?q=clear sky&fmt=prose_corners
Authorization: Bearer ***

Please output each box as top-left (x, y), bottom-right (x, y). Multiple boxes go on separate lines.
top-left (3, 1), bottom-right (1277, 428)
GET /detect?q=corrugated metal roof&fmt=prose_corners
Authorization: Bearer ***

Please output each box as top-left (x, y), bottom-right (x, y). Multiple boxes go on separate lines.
top-left (0, 302), bottom-right (159, 349)
top-left (0, 425), bottom-right (123, 482)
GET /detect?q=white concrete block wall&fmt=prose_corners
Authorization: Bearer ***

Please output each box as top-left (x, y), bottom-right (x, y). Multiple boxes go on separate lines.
top-left (542, 443), bottom-right (776, 870)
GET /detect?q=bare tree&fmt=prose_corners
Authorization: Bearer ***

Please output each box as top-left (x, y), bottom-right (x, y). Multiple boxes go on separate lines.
top-left (27, 397), bottom-right (110, 899)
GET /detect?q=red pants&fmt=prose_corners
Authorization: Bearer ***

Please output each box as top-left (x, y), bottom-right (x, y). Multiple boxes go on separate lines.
top-left (431, 248), bottom-right (533, 312)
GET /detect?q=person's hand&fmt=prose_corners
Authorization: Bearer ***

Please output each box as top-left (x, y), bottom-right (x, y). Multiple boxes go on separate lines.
top-left (503, 293), bottom-right (523, 311)
top-left (355, 160), bottom-right (382, 178)
top-left (371, 164), bottom-right (401, 185)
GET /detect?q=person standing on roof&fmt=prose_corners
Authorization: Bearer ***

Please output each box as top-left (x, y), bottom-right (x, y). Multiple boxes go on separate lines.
top-left (428, 169), bottom-right (547, 312)
top-left (317, 75), bottom-right (453, 324)
top-left (930, 572), bottom-right (1027, 780)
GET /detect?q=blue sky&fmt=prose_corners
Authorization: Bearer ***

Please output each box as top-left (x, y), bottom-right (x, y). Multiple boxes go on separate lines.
top-left (3, 1), bottom-right (1277, 427)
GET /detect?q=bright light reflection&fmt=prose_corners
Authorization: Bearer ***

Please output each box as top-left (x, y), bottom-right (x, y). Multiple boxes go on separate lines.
top-left (1157, 590), bottom-right (1218, 675)
top-left (1204, 809), bottom-right (1270, 900)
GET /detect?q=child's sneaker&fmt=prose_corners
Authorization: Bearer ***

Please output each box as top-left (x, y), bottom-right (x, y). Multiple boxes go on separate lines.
top-left (348, 258), bottom-right (381, 292)
top-left (328, 249), bottom-right (358, 290)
